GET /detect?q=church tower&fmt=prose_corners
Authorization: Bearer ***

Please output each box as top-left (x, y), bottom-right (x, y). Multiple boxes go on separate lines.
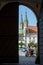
top-left (20, 14), bottom-right (23, 30)
top-left (23, 12), bottom-right (28, 48)
top-left (24, 12), bottom-right (28, 28)
top-left (23, 12), bottom-right (28, 36)
top-left (19, 14), bottom-right (23, 35)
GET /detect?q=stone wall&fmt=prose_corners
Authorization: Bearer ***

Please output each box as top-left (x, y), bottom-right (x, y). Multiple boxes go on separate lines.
top-left (0, 2), bottom-right (18, 63)
top-left (39, 8), bottom-right (43, 65)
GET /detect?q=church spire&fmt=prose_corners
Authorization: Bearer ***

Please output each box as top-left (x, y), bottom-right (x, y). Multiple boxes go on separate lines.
top-left (20, 14), bottom-right (23, 30)
top-left (24, 12), bottom-right (28, 27)
top-left (25, 12), bottom-right (27, 21)
top-left (20, 14), bottom-right (23, 23)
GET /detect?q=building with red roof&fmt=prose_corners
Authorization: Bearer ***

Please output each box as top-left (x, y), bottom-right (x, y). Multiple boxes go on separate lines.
top-left (19, 12), bottom-right (38, 47)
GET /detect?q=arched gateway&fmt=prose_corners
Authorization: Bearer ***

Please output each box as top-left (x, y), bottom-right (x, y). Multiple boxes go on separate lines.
top-left (0, 0), bottom-right (43, 65)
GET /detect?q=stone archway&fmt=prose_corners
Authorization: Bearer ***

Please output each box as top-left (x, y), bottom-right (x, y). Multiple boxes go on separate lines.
top-left (0, 0), bottom-right (42, 64)
top-left (0, 2), bottom-right (18, 63)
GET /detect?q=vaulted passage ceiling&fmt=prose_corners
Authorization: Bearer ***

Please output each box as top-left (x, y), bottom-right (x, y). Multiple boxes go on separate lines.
top-left (0, 0), bottom-right (42, 17)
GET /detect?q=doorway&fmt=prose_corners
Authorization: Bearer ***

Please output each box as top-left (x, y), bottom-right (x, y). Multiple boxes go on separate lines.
top-left (18, 4), bottom-right (38, 64)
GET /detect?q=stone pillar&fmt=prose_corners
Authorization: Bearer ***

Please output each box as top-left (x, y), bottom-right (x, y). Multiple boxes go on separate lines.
top-left (39, 8), bottom-right (43, 65)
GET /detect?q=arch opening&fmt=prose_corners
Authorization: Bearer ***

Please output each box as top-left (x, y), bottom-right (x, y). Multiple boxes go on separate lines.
top-left (0, 1), bottom-right (39, 64)
top-left (18, 4), bottom-right (38, 64)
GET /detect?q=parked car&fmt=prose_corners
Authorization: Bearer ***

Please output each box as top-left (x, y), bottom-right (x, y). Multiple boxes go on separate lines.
top-left (22, 47), bottom-right (27, 52)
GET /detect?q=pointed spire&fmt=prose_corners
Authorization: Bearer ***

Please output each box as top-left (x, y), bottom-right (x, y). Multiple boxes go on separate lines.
top-left (20, 14), bottom-right (23, 30)
top-left (25, 12), bottom-right (27, 21)
top-left (21, 14), bottom-right (23, 23)
top-left (24, 12), bottom-right (28, 27)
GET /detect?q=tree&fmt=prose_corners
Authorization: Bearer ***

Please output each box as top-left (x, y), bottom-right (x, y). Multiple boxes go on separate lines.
top-left (19, 42), bottom-right (25, 48)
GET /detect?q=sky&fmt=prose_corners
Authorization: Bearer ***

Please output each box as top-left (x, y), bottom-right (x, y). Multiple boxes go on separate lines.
top-left (19, 5), bottom-right (37, 27)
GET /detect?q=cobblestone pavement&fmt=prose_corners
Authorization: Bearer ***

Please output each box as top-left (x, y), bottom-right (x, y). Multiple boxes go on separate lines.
top-left (2, 56), bottom-right (39, 65)
top-left (1, 50), bottom-right (39, 65)
top-left (19, 56), bottom-right (39, 65)
top-left (19, 50), bottom-right (36, 63)
top-left (18, 50), bottom-right (39, 65)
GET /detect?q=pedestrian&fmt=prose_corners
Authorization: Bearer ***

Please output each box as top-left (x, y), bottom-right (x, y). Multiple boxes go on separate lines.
top-left (28, 46), bottom-right (31, 56)
top-left (30, 46), bottom-right (34, 56)
top-left (25, 46), bottom-right (31, 57)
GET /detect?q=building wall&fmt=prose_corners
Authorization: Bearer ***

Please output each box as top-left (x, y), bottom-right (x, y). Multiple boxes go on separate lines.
top-left (19, 34), bottom-right (37, 44)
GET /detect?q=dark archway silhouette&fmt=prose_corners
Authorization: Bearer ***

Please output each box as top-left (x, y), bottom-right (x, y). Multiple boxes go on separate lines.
top-left (0, 2), bottom-right (18, 63)
top-left (0, 1), bottom-right (40, 64)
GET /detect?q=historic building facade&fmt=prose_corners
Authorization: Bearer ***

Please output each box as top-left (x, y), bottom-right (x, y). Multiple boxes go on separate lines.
top-left (19, 12), bottom-right (38, 47)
